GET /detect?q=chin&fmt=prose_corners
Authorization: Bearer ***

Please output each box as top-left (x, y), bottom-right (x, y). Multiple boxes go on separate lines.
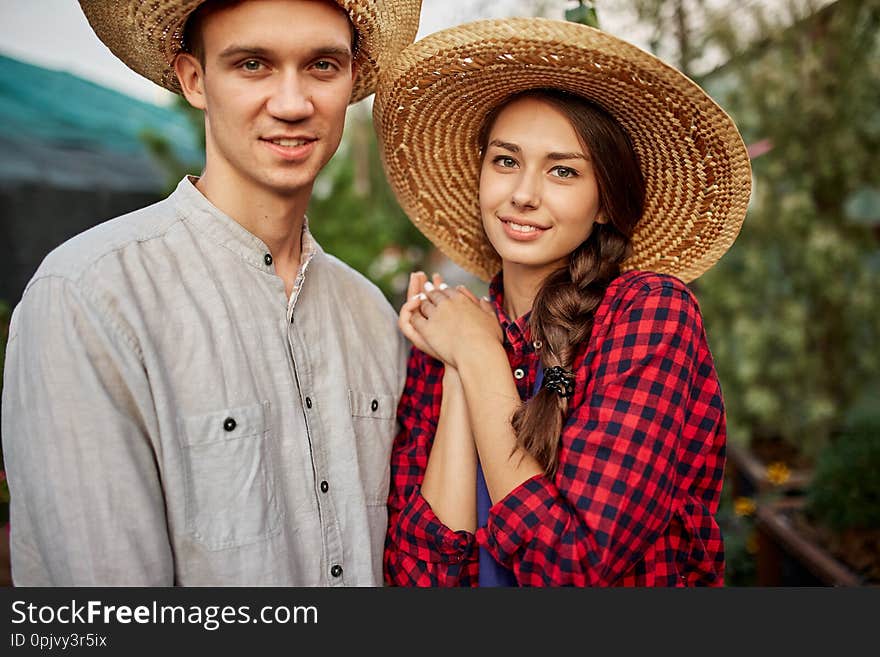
top-left (262, 172), bottom-right (317, 196)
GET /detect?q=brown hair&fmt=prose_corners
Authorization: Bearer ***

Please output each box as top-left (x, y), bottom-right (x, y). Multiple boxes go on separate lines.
top-left (182, 0), bottom-right (359, 66)
top-left (479, 89), bottom-right (646, 477)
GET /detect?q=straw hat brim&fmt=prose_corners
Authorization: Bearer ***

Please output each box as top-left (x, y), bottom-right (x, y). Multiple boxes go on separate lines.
top-left (78, 0), bottom-right (422, 104)
top-left (374, 18), bottom-right (752, 282)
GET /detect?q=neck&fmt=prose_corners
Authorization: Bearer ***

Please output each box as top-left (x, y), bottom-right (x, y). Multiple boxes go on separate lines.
top-left (500, 260), bottom-right (559, 321)
top-left (196, 166), bottom-right (312, 295)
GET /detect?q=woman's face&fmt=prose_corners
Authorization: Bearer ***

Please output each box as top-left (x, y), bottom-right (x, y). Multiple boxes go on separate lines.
top-left (479, 96), bottom-right (605, 276)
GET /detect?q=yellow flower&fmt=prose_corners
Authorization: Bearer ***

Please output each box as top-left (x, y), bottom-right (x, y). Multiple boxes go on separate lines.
top-left (765, 461), bottom-right (791, 486)
top-left (746, 533), bottom-right (759, 555)
top-left (734, 497), bottom-right (757, 517)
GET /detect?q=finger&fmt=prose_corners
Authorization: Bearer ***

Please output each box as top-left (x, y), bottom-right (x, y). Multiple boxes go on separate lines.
top-left (419, 296), bottom-right (435, 318)
top-left (407, 271), bottom-right (426, 300)
top-left (399, 293), bottom-right (425, 320)
top-left (421, 280), bottom-right (444, 306)
top-left (410, 309), bottom-right (429, 331)
top-left (432, 272), bottom-right (444, 288)
top-left (456, 285), bottom-right (479, 304)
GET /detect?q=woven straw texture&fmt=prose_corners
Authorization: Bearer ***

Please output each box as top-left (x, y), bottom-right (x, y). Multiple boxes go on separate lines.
top-left (78, 0), bottom-right (423, 104)
top-left (374, 18), bottom-right (752, 282)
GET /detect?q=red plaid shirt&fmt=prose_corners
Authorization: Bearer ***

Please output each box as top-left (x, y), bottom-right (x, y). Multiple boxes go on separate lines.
top-left (384, 270), bottom-right (726, 586)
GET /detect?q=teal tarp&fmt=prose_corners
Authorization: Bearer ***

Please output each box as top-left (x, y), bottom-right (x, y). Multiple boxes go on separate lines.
top-left (0, 53), bottom-right (202, 191)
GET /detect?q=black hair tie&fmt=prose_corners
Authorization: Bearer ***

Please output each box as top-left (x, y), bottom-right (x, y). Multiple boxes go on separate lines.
top-left (543, 366), bottom-right (575, 399)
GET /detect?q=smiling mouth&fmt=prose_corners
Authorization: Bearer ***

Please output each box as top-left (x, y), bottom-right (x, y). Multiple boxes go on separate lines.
top-left (501, 218), bottom-right (547, 233)
top-left (265, 137), bottom-right (314, 147)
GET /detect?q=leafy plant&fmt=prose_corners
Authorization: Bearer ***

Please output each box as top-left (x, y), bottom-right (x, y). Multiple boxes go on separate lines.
top-left (307, 104), bottom-right (432, 305)
top-left (696, 0), bottom-right (880, 459)
top-left (806, 410), bottom-right (880, 532)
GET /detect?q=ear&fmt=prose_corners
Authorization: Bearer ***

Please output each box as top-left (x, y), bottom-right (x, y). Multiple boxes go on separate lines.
top-left (350, 59), bottom-right (360, 86)
top-left (594, 211), bottom-right (609, 225)
top-left (174, 52), bottom-right (207, 110)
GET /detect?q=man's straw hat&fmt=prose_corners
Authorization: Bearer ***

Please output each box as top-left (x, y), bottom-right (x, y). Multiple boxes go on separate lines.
top-left (78, 0), bottom-right (423, 103)
top-left (374, 18), bottom-right (752, 282)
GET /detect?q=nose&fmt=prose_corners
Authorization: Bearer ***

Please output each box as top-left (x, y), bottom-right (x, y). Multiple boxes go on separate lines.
top-left (510, 169), bottom-right (541, 211)
top-left (265, 71), bottom-right (314, 122)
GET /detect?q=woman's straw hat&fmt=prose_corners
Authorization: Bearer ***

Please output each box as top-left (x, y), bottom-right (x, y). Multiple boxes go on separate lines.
top-left (78, 0), bottom-right (423, 103)
top-left (374, 18), bottom-right (752, 282)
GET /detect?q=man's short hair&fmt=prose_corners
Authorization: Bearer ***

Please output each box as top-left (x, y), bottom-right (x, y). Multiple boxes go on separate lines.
top-left (182, 0), bottom-right (359, 66)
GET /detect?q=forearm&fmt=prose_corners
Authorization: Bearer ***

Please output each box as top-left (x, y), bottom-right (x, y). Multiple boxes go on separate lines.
top-left (456, 343), bottom-right (543, 504)
top-left (420, 367), bottom-right (478, 531)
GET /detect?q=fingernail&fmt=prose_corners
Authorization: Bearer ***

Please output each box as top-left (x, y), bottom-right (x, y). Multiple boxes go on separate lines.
top-left (438, 283), bottom-right (449, 290)
top-left (482, 296), bottom-right (490, 302)
top-left (424, 282), bottom-right (435, 291)
top-left (416, 293), bottom-right (427, 301)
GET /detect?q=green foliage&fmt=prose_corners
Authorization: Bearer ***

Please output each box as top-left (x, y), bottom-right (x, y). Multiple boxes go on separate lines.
top-left (715, 483), bottom-right (758, 586)
top-left (696, 0), bottom-right (880, 458)
top-left (307, 106), bottom-right (431, 305)
top-left (806, 410), bottom-right (880, 532)
top-left (565, 1), bottom-right (600, 28)
top-left (140, 96), bottom-right (206, 195)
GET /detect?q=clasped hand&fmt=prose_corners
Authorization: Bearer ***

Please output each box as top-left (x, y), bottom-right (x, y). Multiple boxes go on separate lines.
top-left (398, 272), bottom-right (502, 368)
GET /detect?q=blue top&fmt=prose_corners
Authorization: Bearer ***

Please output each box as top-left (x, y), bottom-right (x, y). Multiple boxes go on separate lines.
top-left (476, 363), bottom-right (544, 587)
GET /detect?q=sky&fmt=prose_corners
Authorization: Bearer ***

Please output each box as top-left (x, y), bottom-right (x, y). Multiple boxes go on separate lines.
top-left (0, 0), bottom-right (644, 105)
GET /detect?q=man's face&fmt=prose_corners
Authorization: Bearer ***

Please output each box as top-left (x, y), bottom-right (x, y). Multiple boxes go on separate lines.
top-left (184, 0), bottom-right (355, 199)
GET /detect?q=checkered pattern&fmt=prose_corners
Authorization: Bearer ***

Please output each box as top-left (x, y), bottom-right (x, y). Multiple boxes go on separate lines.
top-left (384, 270), bottom-right (726, 586)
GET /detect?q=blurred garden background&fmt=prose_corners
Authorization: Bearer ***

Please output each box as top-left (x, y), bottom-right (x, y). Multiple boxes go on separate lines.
top-left (0, 0), bottom-right (878, 586)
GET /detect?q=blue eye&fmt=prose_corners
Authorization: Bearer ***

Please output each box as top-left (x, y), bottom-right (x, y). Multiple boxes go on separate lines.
top-left (313, 60), bottom-right (338, 72)
top-left (494, 156), bottom-right (517, 168)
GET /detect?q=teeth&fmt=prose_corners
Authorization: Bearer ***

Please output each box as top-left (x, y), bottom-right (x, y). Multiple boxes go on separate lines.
top-left (508, 222), bottom-right (538, 233)
top-left (271, 138), bottom-right (308, 147)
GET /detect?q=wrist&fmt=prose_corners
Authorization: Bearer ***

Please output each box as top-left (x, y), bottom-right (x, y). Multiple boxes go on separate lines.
top-left (456, 340), bottom-right (509, 383)
top-left (451, 334), bottom-right (504, 369)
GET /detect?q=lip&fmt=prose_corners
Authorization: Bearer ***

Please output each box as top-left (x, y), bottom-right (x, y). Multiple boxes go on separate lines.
top-left (498, 215), bottom-right (549, 241)
top-left (261, 136), bottom-right (317, 162)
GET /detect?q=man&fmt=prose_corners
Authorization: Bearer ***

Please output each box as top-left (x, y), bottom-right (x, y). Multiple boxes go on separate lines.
top-left (1, 0), bottom-right (421, 585)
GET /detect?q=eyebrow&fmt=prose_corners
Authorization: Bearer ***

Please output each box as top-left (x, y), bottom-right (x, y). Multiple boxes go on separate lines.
top-left (217, 44), bottom-right (352, 61)
top-left (488, 140), bottom-right (588, 161)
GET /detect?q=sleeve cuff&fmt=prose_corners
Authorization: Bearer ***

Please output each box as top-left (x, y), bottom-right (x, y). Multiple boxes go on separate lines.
top-left (390, 486), bottom-right (475, 564)
top-left (476, 474), bottom-right (559, 566)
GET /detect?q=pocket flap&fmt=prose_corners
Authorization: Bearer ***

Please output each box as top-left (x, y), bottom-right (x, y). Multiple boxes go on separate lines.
top-left (180, 401), bottom-right (269, 447)
top-left (348, 390), bottom-right (396, 420)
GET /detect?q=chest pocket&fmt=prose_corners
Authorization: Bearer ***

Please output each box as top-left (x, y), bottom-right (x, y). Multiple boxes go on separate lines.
top-left (179, 401), bottom-right (281, 550)
top-left (349, 390), bottom-right (397, 505)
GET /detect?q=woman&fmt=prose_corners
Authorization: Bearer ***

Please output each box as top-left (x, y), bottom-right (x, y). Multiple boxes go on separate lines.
top-left (374, 18), bottom-right (751, 586)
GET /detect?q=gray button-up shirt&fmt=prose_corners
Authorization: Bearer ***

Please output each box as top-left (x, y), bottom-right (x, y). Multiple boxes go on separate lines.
top-left (1, 177), bottom-right (408, 586)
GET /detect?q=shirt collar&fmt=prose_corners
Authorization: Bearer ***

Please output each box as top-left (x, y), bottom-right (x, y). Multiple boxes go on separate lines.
top-left (489, 271), bottom-right (534, 353)
top-left (171, 176), bottom-right (322, 278)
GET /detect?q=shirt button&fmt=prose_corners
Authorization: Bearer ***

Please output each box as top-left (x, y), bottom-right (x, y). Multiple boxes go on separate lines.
top-left (371, 399), bottom-right (379, 412)
top-left (513, 368), bottom-right (526, 380)
top-left (264, 253), bottom-right (273, 266)
top-left (223, 417), bottom-right (236, 432)
top-left (320, 480), bottom-right (329, 493)
top-left (305, 397), bottom-right (313, 409)
top-left (330, 565), bottom-right (343, 578)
